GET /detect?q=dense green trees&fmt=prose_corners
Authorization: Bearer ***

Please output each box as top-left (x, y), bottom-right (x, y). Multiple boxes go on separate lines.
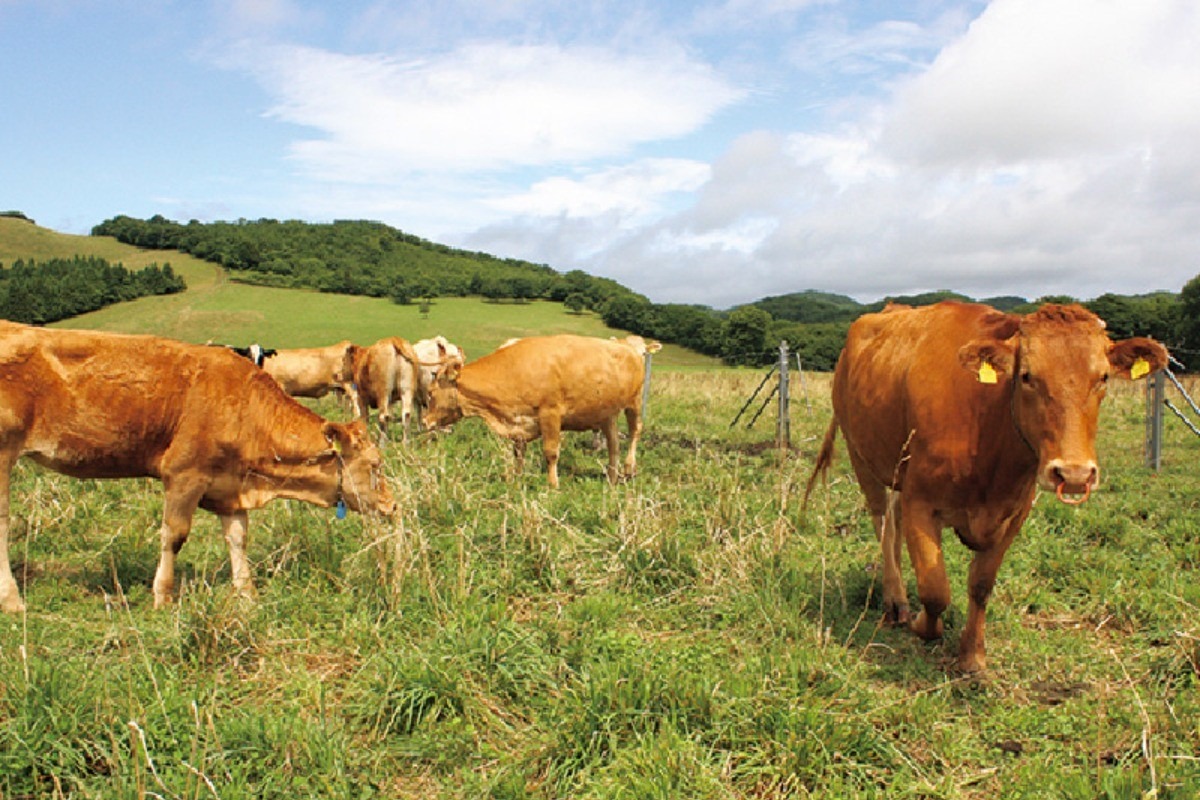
top-left (88, 213), bottom-right (1198, 370)
top-left (0, 256), bottom-right (185, 324)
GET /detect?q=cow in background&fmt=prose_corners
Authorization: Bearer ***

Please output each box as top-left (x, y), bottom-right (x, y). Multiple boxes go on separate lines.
top-left (229, 343), bottom-right (278, 367)
top-left (353, 336), bottom-right (423, 442)
top-left (0, 322), bottom-right (396, 612)
top-left (413, 335), bottom-right (465, 413)
top-left (263, 340), bottom-right (361, 416)
top-left (206, 342), bottom-right (278, 367)
top-left (423, 334), bottom-right (651, 488)
top-left (803, 301), bottom-right (1168, 672)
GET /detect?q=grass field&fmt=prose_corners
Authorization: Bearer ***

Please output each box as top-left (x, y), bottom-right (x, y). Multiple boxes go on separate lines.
top-left (0, 368), bottom-right (1196, 799)
top-left (0, 220), bottom-right (1197, 797)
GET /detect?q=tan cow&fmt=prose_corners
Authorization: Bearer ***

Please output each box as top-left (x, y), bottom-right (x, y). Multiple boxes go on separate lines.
top-left (0, 322), bottom-right (396, 612)
top-left (263, 340), bottom-right (362, 416)
top-left (352, 336), bottom-right (423, 441)
top-left (423, 334), bottom-right (649, 488)
top-left (804, 301), bottom-right (1168, 672)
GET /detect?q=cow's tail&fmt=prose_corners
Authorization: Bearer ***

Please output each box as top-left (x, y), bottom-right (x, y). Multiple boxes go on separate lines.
top-left (392, 338), bottom-right (421, 369)
top-left (802, 417), bottom-right (839, 512)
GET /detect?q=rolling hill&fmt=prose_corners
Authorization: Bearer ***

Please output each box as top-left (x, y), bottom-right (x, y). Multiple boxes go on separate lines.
top-left (0, 217), bottom-right (714, 367)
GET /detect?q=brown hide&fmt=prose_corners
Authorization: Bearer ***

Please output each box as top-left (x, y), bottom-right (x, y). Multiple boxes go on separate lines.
top-left (263, 340), bottom-right (361, 414)
top-left (804, 301), bottom-right (1168, 672)
top-left (0, 322), bottom-right (395, 612)
top-left (423, 334), bottom-right (648, 488)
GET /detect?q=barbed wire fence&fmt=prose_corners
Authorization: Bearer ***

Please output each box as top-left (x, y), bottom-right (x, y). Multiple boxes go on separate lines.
top-left (1145, 355), bottom-right (1200, 470)
top-left (729, 341), bottom-right (810, 451)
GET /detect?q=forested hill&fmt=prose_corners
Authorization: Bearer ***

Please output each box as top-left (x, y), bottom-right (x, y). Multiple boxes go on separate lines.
top-left (93, 215), bottom-right (636, 309)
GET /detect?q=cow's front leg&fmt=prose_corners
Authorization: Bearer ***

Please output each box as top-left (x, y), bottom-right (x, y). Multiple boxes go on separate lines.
top-left (901, 501), bottom-right (948, 642)
top-left (0, 468), bottom-right (24, 613)
top-left (958, 516), bottom-right (1023, 673)
top-left (221, 511), bottom-right (256, 601)
top-left (152, 486), bottom-right (202, 608)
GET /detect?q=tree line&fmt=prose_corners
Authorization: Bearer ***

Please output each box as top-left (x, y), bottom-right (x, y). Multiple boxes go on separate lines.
top-left (0, 256), bottom-right (185, 325)
top-left (91, 214), bottom-right (1199, 371)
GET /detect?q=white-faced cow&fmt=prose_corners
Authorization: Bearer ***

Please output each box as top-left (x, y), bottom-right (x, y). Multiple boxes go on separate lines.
top-left (412, 335), bottom-right (465, 411)
top-left (804, 301), bottom-right (1168, 672)
top-left (423, 334), bottom-right (654, 488)
top-left (0, 322), bottom-right (396, 612)
top-left (263, 340), bottom-right (362, 416)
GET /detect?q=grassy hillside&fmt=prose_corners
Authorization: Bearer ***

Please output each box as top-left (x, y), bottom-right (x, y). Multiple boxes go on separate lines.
top-left (0, 218), bottom-right (713, 367)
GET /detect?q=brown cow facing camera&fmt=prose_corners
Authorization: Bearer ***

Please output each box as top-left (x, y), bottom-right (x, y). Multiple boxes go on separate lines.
top-left (0, 322), bottom-right (396, 612)
top-left (805, 301), bottom-right (1168, 672)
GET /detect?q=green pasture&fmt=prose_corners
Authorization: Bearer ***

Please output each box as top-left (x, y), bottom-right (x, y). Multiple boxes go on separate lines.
top-left (0, 368), bottom-right (1197, 799)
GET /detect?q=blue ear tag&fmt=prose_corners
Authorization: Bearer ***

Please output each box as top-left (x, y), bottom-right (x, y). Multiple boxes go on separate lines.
top-left (336, 499), bottom-right (347, 520)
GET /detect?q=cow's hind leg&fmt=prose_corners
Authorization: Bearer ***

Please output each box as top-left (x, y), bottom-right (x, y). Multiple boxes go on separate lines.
top-left (539, 413), bottom-right (563, 489)
top-left (152, 482), bottom-right (204, 608)
top-left (622, 405), bottom-right (642, 479)
top-left (845, 446), bottom-right (908, 624)
top-left (221, 511), bottom-right (256, 601)
top-left (601, 416), bottom-right (621, 483)
top-left (0, 463), bottom-right (24, 613)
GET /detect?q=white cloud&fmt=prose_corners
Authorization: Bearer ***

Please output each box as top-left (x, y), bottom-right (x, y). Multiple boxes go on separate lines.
top-left (488, 158), bottom-right (711, 220)
top-left (883, 0), bottom-right (1200, 164)
top-left (228, 40), bottom-right (745, 180)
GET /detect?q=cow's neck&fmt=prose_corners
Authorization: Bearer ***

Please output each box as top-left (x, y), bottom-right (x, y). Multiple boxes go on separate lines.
top-left (242, 448), bottom-right (341, 509)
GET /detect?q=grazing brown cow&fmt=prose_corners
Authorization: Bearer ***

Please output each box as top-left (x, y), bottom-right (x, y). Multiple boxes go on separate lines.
top-left (352, 336), bottom-right (423, 441)
top-left (263, 340), bottom-right (361, 416)
top-left (0, 322), bottom-right (396, 612)
top-left (804, 301), bottom-right (1168, 672)
top-left (423, 334), bottom-right (652, 488)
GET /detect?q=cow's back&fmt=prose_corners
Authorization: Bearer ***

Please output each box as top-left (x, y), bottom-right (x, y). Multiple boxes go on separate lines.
top-left (465, 335), bottom-right (644, 426)
top-left (833, 302), bottom-right (1019, 493)
top-left (0, 323), bottom-right (309, 478)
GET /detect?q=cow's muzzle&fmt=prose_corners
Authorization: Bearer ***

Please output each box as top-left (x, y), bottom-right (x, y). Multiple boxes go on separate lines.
top-left (1045, 460), bottom-right (1098, 505)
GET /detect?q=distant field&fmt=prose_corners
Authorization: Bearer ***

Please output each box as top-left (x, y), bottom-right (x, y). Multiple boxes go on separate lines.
top-left (0, 217), bottom-right (714, 367)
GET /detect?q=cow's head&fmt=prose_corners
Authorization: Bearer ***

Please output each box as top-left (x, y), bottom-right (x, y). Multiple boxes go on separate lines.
top-left (959, 304), bottom-right (1168, 504)
top-left (323, 419), bottom-right (396, 517)
top-left (421, 361), bottom-right (464, 431)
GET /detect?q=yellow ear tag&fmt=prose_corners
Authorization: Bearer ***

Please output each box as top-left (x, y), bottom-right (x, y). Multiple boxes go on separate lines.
top-left (978, 361), bottom-right (998, 384)
top-left (1130, 357), bottom-right (1150, 380)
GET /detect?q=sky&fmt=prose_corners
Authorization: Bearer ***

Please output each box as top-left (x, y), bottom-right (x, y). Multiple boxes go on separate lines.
top-left (4, 0), bottom-right (1200, 309)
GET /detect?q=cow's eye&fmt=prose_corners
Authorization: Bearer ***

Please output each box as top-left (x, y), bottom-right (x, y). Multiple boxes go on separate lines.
top-left (1020, 371), bottom-right (1034, 386)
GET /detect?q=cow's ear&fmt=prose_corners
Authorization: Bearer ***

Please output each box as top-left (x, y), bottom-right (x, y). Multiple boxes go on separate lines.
top-left (438, 361), bottom-right (461, 383)
top-left (1109, 337), bottom-right (1169, 381)
top-left (322, 421), bottom-right (354, 453)
top-left (959, 340), bottom-right (1016, 384)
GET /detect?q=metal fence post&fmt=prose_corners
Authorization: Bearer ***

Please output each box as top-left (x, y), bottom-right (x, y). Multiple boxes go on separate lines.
top-left (1145, 369), bottom-right (1164, 471)
top-left (777, 341), bottom-right (790, 450)
top-left (642, 352), bottom-right (654, 424)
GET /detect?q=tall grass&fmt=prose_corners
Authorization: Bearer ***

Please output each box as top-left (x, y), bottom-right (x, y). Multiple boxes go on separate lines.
top-left (0, 371), bottom-right (1197, 798)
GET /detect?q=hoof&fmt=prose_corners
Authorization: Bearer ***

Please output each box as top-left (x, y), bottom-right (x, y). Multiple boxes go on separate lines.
top-left (909, 610), bottom-right (944, 641)
top-left (1, 595), bottom-right (25, 614)
top-left (883, 602), bottom-right (911, 626)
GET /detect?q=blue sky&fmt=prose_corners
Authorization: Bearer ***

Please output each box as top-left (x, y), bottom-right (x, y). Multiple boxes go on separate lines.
top-left (4, 0), bottom-right (1199, 308)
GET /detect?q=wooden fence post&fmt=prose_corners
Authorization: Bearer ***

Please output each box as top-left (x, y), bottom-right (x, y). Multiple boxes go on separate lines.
top-left (1145, 369), bottom-right (1164, 471)
top-left (777, 341), bottom-right (790, 451)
